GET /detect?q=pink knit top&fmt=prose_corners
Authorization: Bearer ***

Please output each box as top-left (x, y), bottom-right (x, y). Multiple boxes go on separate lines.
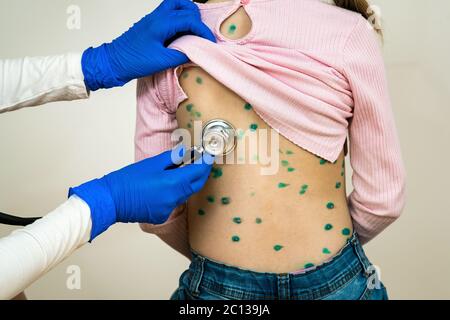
top-left (135, 0), bottom-right (407, 257)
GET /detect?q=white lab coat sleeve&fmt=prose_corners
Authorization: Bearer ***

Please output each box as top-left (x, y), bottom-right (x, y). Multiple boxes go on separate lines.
top-left (0, 195), bottom-right (92, 300)
top-left (0, 52), bottom-right (89, 113)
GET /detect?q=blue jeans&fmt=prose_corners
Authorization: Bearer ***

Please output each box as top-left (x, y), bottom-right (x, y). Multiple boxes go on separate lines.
top-left (171, 233), bottom-right (388, 300)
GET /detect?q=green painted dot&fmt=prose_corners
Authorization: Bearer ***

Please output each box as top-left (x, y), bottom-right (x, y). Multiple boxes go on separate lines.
top-left (207, 195), bottom-right (215, 203)
top-left (281, 160), bottom-right (289, 167)
top-left (182, 72), bottom-right (189, 79)
top-left (211, 167), bottom-right (223, 179)
top-left (228, 24), bottom-right (237, 34)
top-left (255, 217), bottom-right (262, 224)
top-left (341, 171), bottom-right (344, 177)
top-left (324, 223), bottom-right (333, 231)
top-left (335, 182), bottom-right (342, 189)
top-left (244, 103), bottom-right (253, 110)
top-left (278, 182), bottom-right (289, 189)
top-left (194, 111), bottom-right (202, 118)
top-left (221, 197), bottom-right (231, 205)
top-left (196, 77), bottom-right (203, 84)
top-left (249, 123), bottom-right (258, 131)
top-left (299, 184), bottom-right (308, 195)
top-left (322, 248), bottom-right (331, 254)
top-left (233, 217), bottom-right (242, 224)
top-left (304, 263), bottom-right (315, 269)
top-left (326, 202), bottom-right (335, 209)
top-left (232, 235), bottom-right (240, 242)
top-left (286, 150), bottom-right (294, 155)
top-left (320, 158), bottom-right (327, 165)
top-left (250, 192), bottom-right (256, 197)
top-left (198, 209), bottom-right (206, 216)
top-left (187, 123), bottom-right (192, 129)
top-left (342, 228), bottom-right (351, 236)
top-left (273, 245), bottom-right (284, 252)
top-left (342, 160), bottom-right (345, 168)
top-left (287, 167), bottom-right (295, 172)
top-left (186, 104), bottom-right (194, 112)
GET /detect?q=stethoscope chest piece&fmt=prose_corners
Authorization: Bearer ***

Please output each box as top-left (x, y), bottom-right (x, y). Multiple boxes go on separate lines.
top-left (201, 119), bottom-right (236, 156)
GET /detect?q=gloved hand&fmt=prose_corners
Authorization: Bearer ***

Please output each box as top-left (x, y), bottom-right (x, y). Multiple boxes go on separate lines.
top-left (69, 146), bottom-right (214, 241)
top-left (82, 0), bottom-right (216, 91)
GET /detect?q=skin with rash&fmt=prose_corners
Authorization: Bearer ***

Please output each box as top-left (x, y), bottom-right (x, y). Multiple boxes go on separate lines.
top-left (174, 0), bottom-right (353, 273)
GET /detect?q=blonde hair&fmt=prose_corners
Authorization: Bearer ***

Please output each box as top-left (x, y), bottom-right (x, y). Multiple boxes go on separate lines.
top-left (334, 0), bottom-right (383, 35)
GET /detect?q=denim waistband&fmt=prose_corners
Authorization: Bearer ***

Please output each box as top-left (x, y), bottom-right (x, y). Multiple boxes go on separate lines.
top-left (185, 233), bottom-right (374, 300)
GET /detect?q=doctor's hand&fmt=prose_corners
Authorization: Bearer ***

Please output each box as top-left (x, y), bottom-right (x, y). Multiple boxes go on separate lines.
top-left (69, 146), bottom-right (215, 241)
top-left (82, 0), bottom-right (216, 91)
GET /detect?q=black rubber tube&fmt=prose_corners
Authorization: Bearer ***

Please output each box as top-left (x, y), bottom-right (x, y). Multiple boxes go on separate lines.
top-left (0, 212), bottom-right (41, 226)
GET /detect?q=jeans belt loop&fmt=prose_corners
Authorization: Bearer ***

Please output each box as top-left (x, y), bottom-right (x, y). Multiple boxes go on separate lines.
top-left (189, 256), bottom-right (205, 297)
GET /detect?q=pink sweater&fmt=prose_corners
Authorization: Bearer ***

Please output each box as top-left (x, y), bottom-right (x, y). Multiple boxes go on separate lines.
top-left (135, 0), bottom-right (407, 257)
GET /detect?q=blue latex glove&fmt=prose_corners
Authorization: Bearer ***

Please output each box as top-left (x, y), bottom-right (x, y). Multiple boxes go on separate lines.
top-left (69, 146), bottom-right (214, 241)
top-left (82, 0), bottom-right (216, 91)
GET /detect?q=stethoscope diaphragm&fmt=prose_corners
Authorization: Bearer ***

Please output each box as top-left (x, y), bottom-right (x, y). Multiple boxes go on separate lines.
top-left (201, 119), bottom-right (236, 156)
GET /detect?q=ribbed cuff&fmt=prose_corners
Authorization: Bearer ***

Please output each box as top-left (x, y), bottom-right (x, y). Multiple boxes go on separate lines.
top-left (68, 178), bottom-right (116, 241)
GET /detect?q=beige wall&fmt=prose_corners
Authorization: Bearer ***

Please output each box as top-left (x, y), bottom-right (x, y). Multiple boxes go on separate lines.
top-left (0, 0), bottom-right (449, 299)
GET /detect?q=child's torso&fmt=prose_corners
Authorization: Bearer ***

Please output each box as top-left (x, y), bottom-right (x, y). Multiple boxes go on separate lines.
top-left (174, 0), bottom-right (354, 273)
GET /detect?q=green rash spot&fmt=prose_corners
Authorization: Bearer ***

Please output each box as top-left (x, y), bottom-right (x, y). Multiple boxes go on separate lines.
top-left (341, 170), bottom-right (345, 177)
top-left (232, 235), bottom-right (240, 242)
top-left (196, 77), bottom-right (203, 84)
top-left (273, 245), bottom-right (284, 252)
top-left (232, 217), bottom-right (242, 224)
top-left (304, 263), bottom-right (315, 269)
top-left (278, 182), bottom-right (289, 189)
top-left (244, 103), bottom-right (253, 110)
top-left (182, 72), bottom-right (189, 79)
top-left (287, 167), bottom-right (295, 172)
top-left (320, 158), bottom-right (327, 165)
top-left (211, 167), bottom-right (223, 179)
top-left (187, 123), bottom-right (192, 129)
top-left (206, 195), bottom-right (215, 203)
top-left (322, 248), bottom-right (331, 254)
top-left (221, 197), bottom-right (231, 205)
top-left (194, 111), bottom-right (202, 118)
top-left (255, 217), bottom-right (262, 224)
top-left (326, 202), bottom-right (335, 209)
top-left (335, 182), bottom-right (342, 189)
top-left (281, 160), bottom-right (289, 167)
top-left (299, 184), bottom-right (308, 195)
top-left (228, 24), bottom-right (237, 34)
top-left (186, 104), bottom-right (193, 112)
top-left (342, 228), bottom-right (351, 236)
top-left (249, 123), bottom-right (258, 131)
top-left (324, 223), bottom-right (333, 231)
top-left (198, 209), bottom-right (206, 216)
top-left (286, 150), bottom-right (294, 155)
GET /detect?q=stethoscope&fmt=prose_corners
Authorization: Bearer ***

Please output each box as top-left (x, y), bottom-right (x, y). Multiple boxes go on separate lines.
top-left (177, 119), bottom-right (237, 165)
top-left (0, 119), bottom-right (237, 226)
